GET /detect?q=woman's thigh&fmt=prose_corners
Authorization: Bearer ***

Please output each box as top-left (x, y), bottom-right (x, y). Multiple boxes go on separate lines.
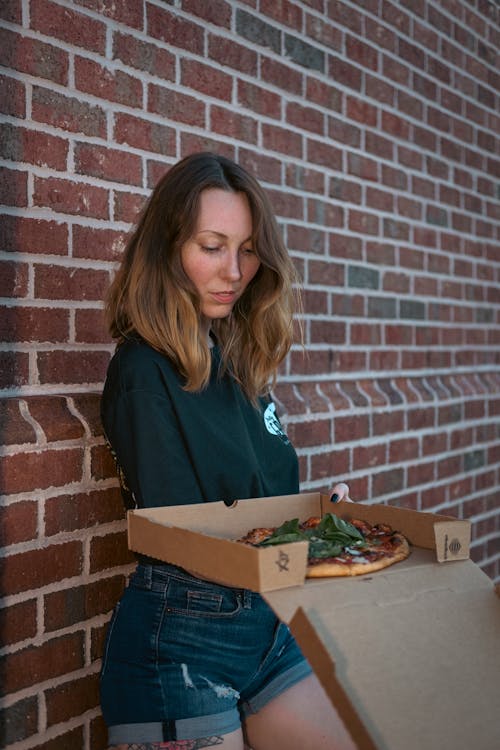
top-left (108, 729), bottom-right (246, 749)
top-left (243, 673), bottom-right (358, 750)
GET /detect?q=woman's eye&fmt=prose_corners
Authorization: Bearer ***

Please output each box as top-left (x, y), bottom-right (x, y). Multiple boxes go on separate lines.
top-left (201, 245), bottom-right (220, 253)
top-left (241, 247), bottom-right (255, 255)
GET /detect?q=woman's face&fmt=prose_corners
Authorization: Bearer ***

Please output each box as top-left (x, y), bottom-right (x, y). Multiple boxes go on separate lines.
top-left (181, 188), bottom-right (261, 330)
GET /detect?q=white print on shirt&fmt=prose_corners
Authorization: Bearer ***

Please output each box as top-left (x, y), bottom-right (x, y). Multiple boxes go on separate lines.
top-left (263, 402), bottom-right (290, 444)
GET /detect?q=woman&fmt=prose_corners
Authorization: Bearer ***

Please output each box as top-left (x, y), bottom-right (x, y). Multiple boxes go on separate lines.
top-left (100, 152), bottom-right (356, 750)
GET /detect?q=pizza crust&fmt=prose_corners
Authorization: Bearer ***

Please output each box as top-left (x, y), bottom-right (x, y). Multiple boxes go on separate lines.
top-left (306, 533), bottom-right (411, 578)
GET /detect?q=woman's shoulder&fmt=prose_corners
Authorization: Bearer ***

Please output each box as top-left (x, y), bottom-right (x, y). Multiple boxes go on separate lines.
top-left (106, 337), bottom-right (180, 393)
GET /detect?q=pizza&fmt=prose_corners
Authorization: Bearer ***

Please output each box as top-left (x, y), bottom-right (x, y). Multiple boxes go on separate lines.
top-left (236, 513), bottom-right (410, 577)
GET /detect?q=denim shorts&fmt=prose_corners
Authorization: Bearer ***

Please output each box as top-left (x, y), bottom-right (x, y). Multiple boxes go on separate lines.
top-left (100, 562), bottom-right (312, 743)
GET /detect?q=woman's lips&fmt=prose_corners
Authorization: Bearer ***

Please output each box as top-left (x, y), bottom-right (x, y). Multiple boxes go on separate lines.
top-left (210, 291), bottom-right (237, 303)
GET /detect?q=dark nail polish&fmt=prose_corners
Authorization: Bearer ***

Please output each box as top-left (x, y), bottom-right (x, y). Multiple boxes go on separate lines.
top-left (330, 493), bottom-right (339, 503)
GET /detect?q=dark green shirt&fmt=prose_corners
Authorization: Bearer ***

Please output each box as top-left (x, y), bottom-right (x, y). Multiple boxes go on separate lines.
top-left (101, 338), bottom-right (299, 509)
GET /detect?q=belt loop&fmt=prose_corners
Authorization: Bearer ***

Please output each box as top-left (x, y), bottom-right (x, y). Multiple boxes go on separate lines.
top-left (144, 563), bottom-right (153, 586)
top-left (242, 589), bottom-right (252, 608)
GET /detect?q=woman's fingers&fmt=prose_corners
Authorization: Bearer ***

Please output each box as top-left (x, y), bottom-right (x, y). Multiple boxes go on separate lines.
top-left (329, 482), bottom-right (352, 503)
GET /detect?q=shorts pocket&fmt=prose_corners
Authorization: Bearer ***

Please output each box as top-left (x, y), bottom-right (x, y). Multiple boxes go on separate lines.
top-left (100, 601), bottom-right (122, 679)
top-left (166, 578), bottom-right (242, 618)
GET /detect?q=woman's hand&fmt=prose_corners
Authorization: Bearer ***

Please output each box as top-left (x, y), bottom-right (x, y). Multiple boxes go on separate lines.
top-left (329, 482), bottom-right (352, 503)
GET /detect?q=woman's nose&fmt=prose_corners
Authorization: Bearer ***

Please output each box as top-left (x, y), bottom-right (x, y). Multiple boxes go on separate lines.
top-left (221, 249), bottom-right (242, 280)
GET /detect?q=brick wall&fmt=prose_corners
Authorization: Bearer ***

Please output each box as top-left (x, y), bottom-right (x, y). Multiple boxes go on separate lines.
top-left (1, 0), bottom-right (499, 747)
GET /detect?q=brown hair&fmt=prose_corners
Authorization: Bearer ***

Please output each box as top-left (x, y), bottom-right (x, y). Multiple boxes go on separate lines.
top-left (106, 152), bottom-right (301, 401)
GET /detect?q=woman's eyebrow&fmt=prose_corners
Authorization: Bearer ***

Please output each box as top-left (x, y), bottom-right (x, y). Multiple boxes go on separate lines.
top-left (197, 230), bottom-right (253, 243)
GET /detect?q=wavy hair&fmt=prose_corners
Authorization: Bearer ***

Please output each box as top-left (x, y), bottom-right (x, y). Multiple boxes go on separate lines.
top-left (106, 152), bottom-right (301, 402)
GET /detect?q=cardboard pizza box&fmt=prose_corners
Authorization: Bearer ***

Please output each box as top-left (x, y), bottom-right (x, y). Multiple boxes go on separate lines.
top-left (127, 494), bottom-right (500, 750)
top-left (127, 492), bottom-right (471, 591)
top-left (264, 557), bottom-right (500, 750)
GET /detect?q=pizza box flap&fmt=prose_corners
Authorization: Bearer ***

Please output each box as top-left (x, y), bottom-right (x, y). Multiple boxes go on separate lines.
top-left (127, 493), bottom-right (471, 593)
top-left (264, 557), bottom-right (500, 750)
top-left (127, 504), bottom-right (309, 591)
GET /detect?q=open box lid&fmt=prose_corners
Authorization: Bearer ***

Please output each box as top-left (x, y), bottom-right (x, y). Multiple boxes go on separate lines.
top-left (128, 494), bottom-right (471, 592)
top-left (265, 555), bottom-right (500, 750)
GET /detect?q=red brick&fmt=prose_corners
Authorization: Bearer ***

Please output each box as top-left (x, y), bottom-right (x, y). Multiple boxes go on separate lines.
top-left (0, 398), bottom-right (37, 445)
top-left (306, 138), bottom-right (342, 169)
top-left (0, 166), bottom-right (27, 206)
top-left (1, 123), bottom-right (68, 171)
top-left (286, 102), bottom-right (325, 135)
top-left (75, 309), bottom-right (110, 344)
top-left (261, 56), bottom-right (303, 95)
top-left (407, 460), bottom-right (436, 488)
top-left (113, 190), bottom-right (147, 224)
top-left (181, 59), bottom-right (233, 101)
top-left (208, 34), bottom-right (258, 75)
top-left (334, 414), bottom-right (370, 442)
top-left (288, 226), bottom-right (326, 255)
top-left (349, 151), bottom-right (379, 181)
top-left (288, 418), bottom-right (332, 448)
top-left (45, 488), bottom-right (124, 536)
top-left (0, 74), bottom-right (26, 117)
top-left (210, 105), bottom-right (258, 144)
top-left (328, 115), bottom-right (361, 147)
top-left (239, 149), bottom-right (282, 184)
top-left (0, 696), bottom-right (38, 746)
top-left (74, 142), bottom-right (142, 186)
top-left (32, 86), bottom-right (99, 137)
top-left (0, 306), bottom-right (69, 343)
top-left (0, 27), bottom-right (69, 85)
top-left (327, 0), bottom-right (362, 33)
top-left (372, 409), bottom-right (405, 435)
top-left (262, 123), bottom-right (303, 158)
top-left (0, 501), bottom-right (38, 546)
top-left (44, 575), bottom-right (125, 631)
top-left (183, 0), bottom-right (232, 26)
top-left (149, 85), bottom-right (205, 127)
top-left (1, 542), bottom-right (83, 597)
top-left (114, 112), bottom-right (175, 156)
top-left (328, 56), bottom-right (362, 91)
top-left (75, 57), bottom-right (142, 107)
top-left (352, 443), bottom-right (386, 471)
top-left (346, 35), bottom-right (378, 70)
top-left (25, 395), bottom-right (85, 442)
top-left (62, 393), bottom-right (103, 437)
top-left (0, 260), bottom-right (29, 298)
top-left (113, 31), bottom-right (174, 80)
top-left (365, 74), bottom-right (395, 106)
top-left (46, 673), bottom-right (100, 726)
top-left (238, 80), bottom-right (281, 119)
top-left (90, 530), bottom-right (134, 573)
top-left (30, 0), bottom-right (106, 53)
top-left (389, 437), bottom-right (419, 463)
top-left (348, 209), bottom-right (379, 236)
top-left (310, 320), bottom-right (346, 344)
top-left (0, 351), bottom-right (29, 389)
top-left (372, 467), bottom-right (405, 497)
top-left (90, 443), bottom-right (117, 481)
top-left (1, 632), bottom-right (84, 695)
top-left (0, 447), bottom-right (83, 495)
top-left (306, 78), bottom-right (342, 112)
top-left (306, 13), bottom-right (342, 50)
top-left (37, 350), bottom-right (110, 385)
top-left (350, 322), bottom-right (382, 346)
top-left (0, 215), bottom-right (68, 255)
top-left (311, 448), bottom-right (350, 480)
top-left (72, 225), bottom-right (126, 262)
top-left (366, 187), bottom-right (394, 212)
top-left (261, 0), bottom-right (302, 26)
top-left (34, 265), bottom-right (109, 302)
top-left (147, 4), bottom-right (204, 51)
top-left (0, 599), bottom-right (37, 646)
top-left (76, 0), bottom-right (143, 28)
top-left (33, 177), bottom-right (109, 219)
top-left (0, 0), bottom-right (21, 22)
